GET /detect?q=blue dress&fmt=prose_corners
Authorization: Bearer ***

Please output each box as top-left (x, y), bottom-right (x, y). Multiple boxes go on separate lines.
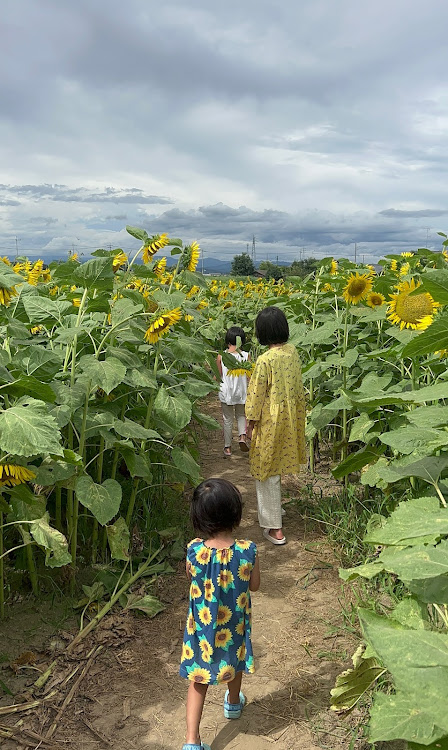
top-left (179, 538), bottom-right (257, 685)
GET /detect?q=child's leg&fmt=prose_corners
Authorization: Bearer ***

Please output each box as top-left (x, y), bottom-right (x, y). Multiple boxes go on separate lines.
top-left (186, 681), bottom-right (208, 745)
top-left (235, 404), bottom-right (246, 439)
top-left (221, 403), bottom-right (233, 449)
top-left (226, 671), bottom-right (243, 704)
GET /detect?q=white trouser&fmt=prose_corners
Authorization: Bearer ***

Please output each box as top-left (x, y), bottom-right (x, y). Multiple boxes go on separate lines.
top-left (221, 403), bottom-right (246, 447)
top-left (255, 475), bottom-right (282, 529)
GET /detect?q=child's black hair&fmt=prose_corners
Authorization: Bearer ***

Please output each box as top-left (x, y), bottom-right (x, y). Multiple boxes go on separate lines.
top-left (255, 306), bottom-right (289, 346)
top-left (191, 478), bottom-right (242, 536)
top-left (225, 326), bottom-right (246, 347)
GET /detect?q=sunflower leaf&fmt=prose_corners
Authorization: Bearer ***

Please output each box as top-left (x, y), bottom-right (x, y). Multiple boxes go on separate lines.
top-left (0, 397), bottom-right (64, 457)
top-left (75, 475), bottom-right (122, 525)
top-left (403, 313), bottom-right (448, 357)
top-left (107, 517), bottom-right (130, 561)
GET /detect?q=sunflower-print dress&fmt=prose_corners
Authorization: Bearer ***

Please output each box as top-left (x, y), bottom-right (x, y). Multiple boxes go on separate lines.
top-left (179, 538), bottom-right (257, 685)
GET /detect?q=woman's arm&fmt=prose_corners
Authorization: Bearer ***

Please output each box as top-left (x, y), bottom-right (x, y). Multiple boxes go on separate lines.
top-left (249, 555), bottom-right (260, 592)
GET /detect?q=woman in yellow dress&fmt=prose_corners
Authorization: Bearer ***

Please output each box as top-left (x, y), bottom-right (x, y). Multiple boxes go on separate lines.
top-left (245, 307), bottom-right (306, 545)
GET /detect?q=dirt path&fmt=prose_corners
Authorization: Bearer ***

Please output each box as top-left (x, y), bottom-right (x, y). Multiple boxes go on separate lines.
top-left (1, 406), bottom-right (360, 750)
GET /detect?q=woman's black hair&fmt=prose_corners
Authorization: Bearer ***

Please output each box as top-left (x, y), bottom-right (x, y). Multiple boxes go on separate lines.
top-left (225, 325), bottom-right (246, 347)
top-left (191, 478), bottom-right (242, 536)
top-left (255, 306), bottom-right (289, 346)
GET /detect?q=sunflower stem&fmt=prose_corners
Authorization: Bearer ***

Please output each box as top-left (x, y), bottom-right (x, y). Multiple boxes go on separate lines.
top-left (0, 509), bottom-right (4, 619)
top-left (55, 486), bottom-right (62, 532)
top-left (26, 541), bottom-right (38, 596)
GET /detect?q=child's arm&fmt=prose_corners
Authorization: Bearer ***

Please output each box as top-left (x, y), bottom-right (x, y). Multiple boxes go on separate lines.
top-left (186, 559), bottom-right (192, 581)
top-left (216, 354), bottom-right (223, 377)
top-left (249, 555), bottom-right (260, 592)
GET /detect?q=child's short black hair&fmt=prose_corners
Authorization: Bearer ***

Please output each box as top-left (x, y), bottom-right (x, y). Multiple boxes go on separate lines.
top-left (191, 478), bottom-right (242, 536)
top-left (255, 306), bottom-right (289, 346)
top-left (225, 326), bottom-right (246, 347)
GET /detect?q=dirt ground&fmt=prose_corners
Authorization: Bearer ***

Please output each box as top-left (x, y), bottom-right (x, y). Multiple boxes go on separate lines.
top-left (0, 406), bottom-right (367, 750)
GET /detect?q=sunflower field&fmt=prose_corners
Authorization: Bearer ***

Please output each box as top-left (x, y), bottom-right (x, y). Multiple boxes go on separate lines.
top-left (1, 226), bottom-right (448, 747)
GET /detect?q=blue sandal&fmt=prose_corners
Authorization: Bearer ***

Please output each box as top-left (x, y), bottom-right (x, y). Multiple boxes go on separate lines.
top-left (224, 690), bottom-right (246, 719)
top-left (182, 744), bottom-right (211, 750)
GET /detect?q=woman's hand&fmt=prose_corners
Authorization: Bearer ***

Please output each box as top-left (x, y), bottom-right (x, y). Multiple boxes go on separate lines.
top-left (246, 420), bottom-right (256, 440)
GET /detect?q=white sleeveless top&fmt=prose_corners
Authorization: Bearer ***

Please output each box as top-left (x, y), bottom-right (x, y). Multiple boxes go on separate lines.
top-left (218, 350), bottom-right (249, 406)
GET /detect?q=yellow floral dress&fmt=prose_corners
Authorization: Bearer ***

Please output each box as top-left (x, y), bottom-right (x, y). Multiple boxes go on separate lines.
top-left (245, 343), bottom-right (306, 481)
top-left (180, 538), bottom-right (257, 684)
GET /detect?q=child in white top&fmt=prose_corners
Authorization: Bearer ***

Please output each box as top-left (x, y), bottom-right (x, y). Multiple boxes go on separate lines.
top-left (217, 327), bottom-right (250, 457)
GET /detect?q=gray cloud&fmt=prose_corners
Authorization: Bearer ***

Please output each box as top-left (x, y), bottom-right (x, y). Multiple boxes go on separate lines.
top-left (1, 0), bottom-right (448, 263)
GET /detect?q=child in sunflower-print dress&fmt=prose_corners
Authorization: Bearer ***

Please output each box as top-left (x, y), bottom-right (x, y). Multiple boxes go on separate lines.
top-left (180, 478), bottom-right (260, 750)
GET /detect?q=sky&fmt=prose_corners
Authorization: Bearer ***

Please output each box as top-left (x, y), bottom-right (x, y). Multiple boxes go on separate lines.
top-left (1, 0), bottom-right (448, 265)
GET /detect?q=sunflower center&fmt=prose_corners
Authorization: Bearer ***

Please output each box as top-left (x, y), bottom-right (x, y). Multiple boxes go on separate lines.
top-left (347, 279), bottom-right (368, 297)
top-left (394, 292), bottom-right (434, 324)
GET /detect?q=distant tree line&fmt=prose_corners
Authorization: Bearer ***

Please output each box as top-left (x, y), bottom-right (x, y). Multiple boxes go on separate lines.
top-left (230, 253), bottom-right (319, 279)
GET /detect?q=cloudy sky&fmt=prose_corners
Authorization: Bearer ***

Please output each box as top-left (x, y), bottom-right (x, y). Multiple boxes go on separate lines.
top-left (1, 0), bottom-right (448, 264)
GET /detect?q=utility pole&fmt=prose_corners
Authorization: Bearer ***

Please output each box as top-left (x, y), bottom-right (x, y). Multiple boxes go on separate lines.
top-left (252, 235), bottom-right (256, 264)
top-left (14, 236), bottom-right (19, 259)
top-left (201, 246), bottom-right (204, 274)
top-left (276, 254), bottom-right (279, 264)
top-left (354, 243), bottom-right (357, 264)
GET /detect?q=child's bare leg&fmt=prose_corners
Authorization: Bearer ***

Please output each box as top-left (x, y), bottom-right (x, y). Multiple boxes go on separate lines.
top-left (186, 681), bottom-right (208, 745)
top-left (226, 671), bottom-right (243, 704)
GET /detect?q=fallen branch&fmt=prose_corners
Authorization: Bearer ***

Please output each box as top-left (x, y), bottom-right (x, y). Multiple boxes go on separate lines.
top-left (0, 690), bottom-right (57, 716)
top-left (67, 544), bottom-right (163, 654)
top-left (45, 645), bottom-right (103, 739)
top-left (81, 716), bottom-right (113, 746)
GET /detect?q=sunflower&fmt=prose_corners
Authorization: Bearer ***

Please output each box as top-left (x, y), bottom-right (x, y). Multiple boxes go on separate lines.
top-left (366, 265), bottom-right (376, 276)
top-left (184, 314), bottom-right (194, 322)
top-left (390, 259), bottom-right (398, 271)
top-left (144, 308), bottom-right (182, 344)
top-left (0, 256), bottom-right (11, 265)
top-left (186, 611), bottom-right (196, 635)
top-left (153, 256), bottom-right (167, 277)
top-left (181, 642), bottom-right (194, 662)
top-left (69, 252), bottom-right (78, 262)
top-left (182, 241), bottom-right (201, 272)
top-left (196, 300), bottom-right (208, 310)
top-left (399, 262), bottom-right (410, 276)
top-left (217, 570), bottom-right (234, 591)
top-left (235, 619), bottom-right (245, 636)
top-left (215, 548), bottom-right (233, 564)
top-left (198, 605), bottom-right (212, 626)
top-left (322, 283), bottom-right (334, 292)
top-left (236, 592), bottom-right (249, 612)
top-left (199, 637), bottom-right (213, 663)
top-left (27, 260), bottom-right (44, 286)
top-left (196, 546), bottom-right (211, 565)
top-left (190, 583), bottom-right (201, 599)
top-left (330, 259), bottom-right (338, 275)
top-left (238, 561), bottom-right (252, 581)
top-left (387, 278), bottom-right (439, 330)
top-left (227, 365), bottom-right (253, 378)
top-left (342, 273), bottom-right (373, 304)
top-left (217, 605), bottom-right (232, 625)
top-left (72, 298), bottom-right (81, 308)
top-left (203, 577), bottom-right (216, 602)
top-left (31, 325), bottom-right (43, 334)
top-left (186, 285), bottom-right (200, 299)
top-left (228, 279), bottom-right (236, 289)
top-left (223, 301), bottom-right (232, 309)
top-left (235, 540), bottom-right (251, 551)
top-left (187, 664), bottom-right (212, 684)
top-left (216, 663), bottom-right (236, 684)
top-left (0, 286), bottom-right (17, 306)
top-left (112, 251), bottom-right (128, 271)
top-left (215, 628), bottom-right (233, 650)
top-left (366, 291), bottom-right (386, 308)
top-left (189, 563), bottom-right (198, 578)
top-left (236, 643), bottom-right (246, 662)
top-left (401, 252), bottom-right (414, 258)
top-left (142, 233), bottom-right (169, 264)
top-left (0, 464), bottom-right (36, 487)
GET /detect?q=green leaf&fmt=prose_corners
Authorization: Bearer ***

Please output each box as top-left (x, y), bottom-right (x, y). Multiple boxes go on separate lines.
top-left (126, 225), bottom-right (149, 242)
top-left (369, 691), bottom-right (447, 745)
top-left (330, 645), bottom-right (386, 714)
top-left (378, 540), bottom-right (448, 581)
top-left (79, 355), bottom-right (126, 394)
top-left (30, 512), bottom-right (72, 568)
top-left (403, 313), bottom-right (448, 358)
top-left (377, 454), bottom-right (448, 487)
top-left (111, 297), bottom-right (143, 327)
top-left (339, 561), bottom-right (385, 582)
top-left (192, 409), bottom-right (221, 431)
top-left (406, 405), bottom-right (448, 429)
top-left (117, 444), bottom-right (152, 480)
top-left (171, 447), bottom-right (202, 483)
top-left (16, 347), bottom-right (63, 382)
top-left (0, 264), bottom-right (25, 288)
top-left (114, 419), bottom-right (161, 441)
top-left (360, 609), bottom-right (448, 734)
top-left (153, 386), bottom-right (192, 432)
top-left (380, 427), bottom-right (448, 455)
top-left (107, 517), bottom-right (130, 561)
top-left (0, 397), bottom-right (63, 457)
top-left (407, 575), bottom-right (448, 604)
top-left (413, 269), bottom-right (448, 304)
top-left (2, 375), bottom-right (56, 403)
top-left (125, 593), bottom-right (165, 617)
top-left (332, 446), bottom-right (386, 479)
top-left (349, 413), bottom-right (376, 443)
top-left (75, 475), bottom-right (122, 525)
top-left (34, 457), bottom-right (78, 486)
top-left (169, 336), bottom-right (209, 364)
top-left (364, 497), bottom-right (448, 546)
top-left (23, 296), bottom-right (72, 324)
top-left (124, 368), bottom-right (157, 389)
top-left (391, 597), bottom-right (429, 630)
top-left (72, 257), bottom-right (114, 290)
top-left (183, 380), bottom-right (217, 398)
